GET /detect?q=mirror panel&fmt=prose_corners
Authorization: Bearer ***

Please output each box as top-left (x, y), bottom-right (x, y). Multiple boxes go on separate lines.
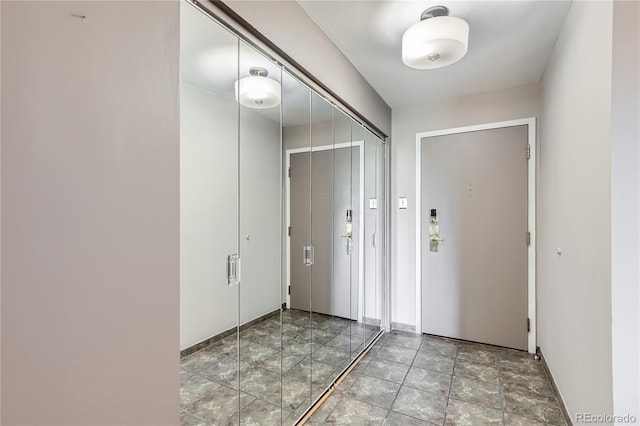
top-left (238, 40), bottom-right (284, 424)
top-left (282, 70), bottom-right (313, 420)
top-left (329, 110), bottom-right (356, 362)
top-left (308, 92), bottom-right (345, 401)
top-left (179, 3), bottom-right (242, 424)
top-left (349, 122), bottom-right (366, 357)
top-left (365, 129), bottom-right (385, 347)
top-left (179, 3), bottom-right (387, 424)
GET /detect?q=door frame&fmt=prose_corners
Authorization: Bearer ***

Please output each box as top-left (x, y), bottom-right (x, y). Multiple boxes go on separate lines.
top-left (415, 118), bottom-right (537, 353)
top-left (285, 141), bottom-right (365, 322)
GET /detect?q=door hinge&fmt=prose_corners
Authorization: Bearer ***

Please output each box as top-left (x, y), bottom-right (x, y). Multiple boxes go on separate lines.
top-left (288, 226), bottom-right (291, 236)
top-left (526, 231), bottom-right (531, 246)
top-left (288, 167), bottom-right (291, 178)
top-left (288, 285), bottom-right (291, 295)
top-left (527, 318), bottom-right (531, 333)
top-left (526, 144), bottom-right (531, 160)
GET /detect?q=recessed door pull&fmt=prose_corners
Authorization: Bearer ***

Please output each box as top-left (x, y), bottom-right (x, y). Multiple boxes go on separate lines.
top-left (227, 254), bottom-right (240, 286)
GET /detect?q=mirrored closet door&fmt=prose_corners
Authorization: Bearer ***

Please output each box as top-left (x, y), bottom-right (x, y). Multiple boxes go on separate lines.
top-left (179, 1), bottom-right (387, 424)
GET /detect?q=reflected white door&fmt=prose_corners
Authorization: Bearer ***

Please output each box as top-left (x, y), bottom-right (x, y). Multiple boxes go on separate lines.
top-left (421, 126), bottom-right (528, 350)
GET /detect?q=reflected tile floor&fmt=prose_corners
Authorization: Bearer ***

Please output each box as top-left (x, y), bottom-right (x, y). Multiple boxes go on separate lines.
top-left (307, 331), bottom-right (567, 426)
top-left (180, 309), bottom-right (378, 426)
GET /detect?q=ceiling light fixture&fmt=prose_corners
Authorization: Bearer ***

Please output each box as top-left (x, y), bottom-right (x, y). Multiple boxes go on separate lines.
top-left (234, 67), bottom-right (281, 109)
top-left (402, 5), bottom-right (469, 70)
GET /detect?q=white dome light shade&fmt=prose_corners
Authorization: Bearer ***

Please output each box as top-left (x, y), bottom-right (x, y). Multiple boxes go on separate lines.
top-left (234, 70), bottom-right (281, 109)
top-left (402, 15), bottom-right (469, 69)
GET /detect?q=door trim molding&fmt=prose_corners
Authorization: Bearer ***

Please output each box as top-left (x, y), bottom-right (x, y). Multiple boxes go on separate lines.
top-left (286, 141), bottom-right (365, 322)
top-left (415, 118), bottom-right (537, 353)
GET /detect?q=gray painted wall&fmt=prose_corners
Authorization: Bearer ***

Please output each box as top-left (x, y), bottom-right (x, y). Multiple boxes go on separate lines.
top-left (539, 1), bottom-right (614, 418)
top-left (1, 1), bottom-right (180, 424)
top-left (222, 0), bottom-right (392, 136)
top-left (390, 83), bottom-right (541, 328)
top-left (611, 1), bottom-right (640, 419)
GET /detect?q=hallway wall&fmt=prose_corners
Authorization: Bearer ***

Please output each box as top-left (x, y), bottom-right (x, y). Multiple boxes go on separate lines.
top-left (390, 83), bottom-right (541, 329)
top-left (538, 0), bottom-right (614, 418)
top-left (610, 0), bottom-right (640, 419)
top-left (1, 1), bottom-right (180, 424)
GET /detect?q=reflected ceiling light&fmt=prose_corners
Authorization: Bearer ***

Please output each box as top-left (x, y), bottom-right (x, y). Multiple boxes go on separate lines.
top-left (402, 5), bottom-right (469, 70)
top-left (234, 67), bottom-right (281, 109)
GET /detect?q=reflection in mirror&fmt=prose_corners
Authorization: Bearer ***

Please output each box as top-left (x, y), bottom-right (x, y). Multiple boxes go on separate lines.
top-left (238, 40), bottom-right (284, 424)
top-left (282, 70), bottom-right (314, 420)
top-left (308, 92), bottom-right (346, 401)
top-left (364, 130), bottom-right (384, 347)
top-left (349, 121), bottom-right (366, 357)
top-left (179, 3), bottom-right (243, 425)
top-left (330, 110), bottom-right (360, 362)
top-left (179, 3), bottom-right (386, 424)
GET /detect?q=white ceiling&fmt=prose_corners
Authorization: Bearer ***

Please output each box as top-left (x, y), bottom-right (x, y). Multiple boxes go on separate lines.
top-left (181, 2), bottom-right (333, 126)
top-left (297, 0), bottom-right (572, 108)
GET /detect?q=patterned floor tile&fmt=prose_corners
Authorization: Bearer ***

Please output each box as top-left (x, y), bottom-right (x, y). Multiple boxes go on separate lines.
top-left (237, 399), bottom-right (287, 426)
top-left (499, 354), bottom-right (544, 375)
top-left (404, 366), bottom-right (452, 396)
top-left (383, 411), bottom-right (433, 425)
top-left (450, 376), bottom-right (501, 409)
top-left (413, 350), bottom-right (455, 374)
top-left (363, 358), bottom-right (411, 384)
top-left (239, 367), bottom-right (281, 399)
top-left (377, 344), bottom-right (418, 365)
top-left (325, 398), bottom-right (388, 425)
top-left (501, 368), bottom-right (555, 398)
top-left (262, 375), bottom-right (311, 411)
top-left (454, 360), bottom-right (500, 384)
top-left (420, 336), bottom-right (458, 357)
top-left (307, 392), bottom-right (345, 424)
top-left (239, 339), bottom-right (279, 364)
top-left (444, 398), bottom-right (503, 425)
top-left (457, 345), bottom-right (499, 366)
top-left (180, 370), bottom-right (222, 407)
top-left (391, 385), bottom-right (447, 424)
top-left (503, 388), bottom-right (565, 425)
top-left (255, 352), bottom-right (306, 375)
top-left (312, 345), bottom-right (351, 368)
top-left (194, 355), bottom-right (252, 389)
top-left (504, 412), bottom-right (554, 426)
top-left (326, 333), bottom-right (364, 352)
top-left (180, 410), bottom-right (209, 426)
top-left (186, 385), bottom-right (254, 425)
top-left (347, 375), bottom-right (401, 409)
top-left (387, 331), bottom-right (423, 350)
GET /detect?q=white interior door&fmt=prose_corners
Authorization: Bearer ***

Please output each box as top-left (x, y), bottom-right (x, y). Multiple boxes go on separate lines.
top-left (421, 125), bottom-right (529, 350)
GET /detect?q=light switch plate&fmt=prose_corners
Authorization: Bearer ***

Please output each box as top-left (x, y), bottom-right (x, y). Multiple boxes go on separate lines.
top-left (398, 197), bottom-right (408, 209)
top-left (369, 198), bottom-right (377, 209)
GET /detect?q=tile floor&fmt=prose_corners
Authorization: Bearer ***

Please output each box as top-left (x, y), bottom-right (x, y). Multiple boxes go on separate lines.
top-left (181, 319), bottom-right (566, 426)
top-left (180, 309), bottom-right (379, 426)
top-left (307, 330), bottom-right (566, 426)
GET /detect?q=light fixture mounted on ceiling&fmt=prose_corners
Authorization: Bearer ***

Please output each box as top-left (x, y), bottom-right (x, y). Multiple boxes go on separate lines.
top-left (234, 67), bottom-right (281, 109)
top-left (402, 5), bottom-right (469, 70)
